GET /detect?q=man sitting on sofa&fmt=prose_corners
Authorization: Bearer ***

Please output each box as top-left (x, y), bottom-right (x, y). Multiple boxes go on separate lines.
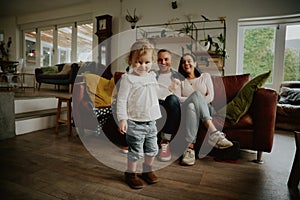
top-left (155, 49), bottom-right (233, 166)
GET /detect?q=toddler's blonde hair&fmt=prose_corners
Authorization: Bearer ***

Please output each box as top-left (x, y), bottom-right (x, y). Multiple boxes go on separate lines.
top-left (127, 39), bottom-right (156, 65)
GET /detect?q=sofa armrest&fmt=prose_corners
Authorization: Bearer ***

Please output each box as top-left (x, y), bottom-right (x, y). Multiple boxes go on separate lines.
top-left (68, 63), bottom-right (80, 82)
top-left (73, 82), bottom-right (97, 128)
top-left (73, 82), bottom-right (86, 107)
top-left (35, 68), bottom-right (43, 75)
top-left (251, 88), bottom-right (278, 152)
top-left (35, 68), bottom-right (44, 83)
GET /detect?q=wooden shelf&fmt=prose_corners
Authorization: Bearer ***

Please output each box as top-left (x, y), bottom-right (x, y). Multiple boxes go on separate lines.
top-left (149, 36), bottom-right (193, 44)
top-left (26, 59), bottom-right (36, 63)
top-left (137, 19), bottom-right (226, 75)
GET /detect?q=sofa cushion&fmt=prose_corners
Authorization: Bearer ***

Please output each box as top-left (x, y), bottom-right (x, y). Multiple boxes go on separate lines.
top-left (37, 73), bottom-right (69, 80)
top-left (218, 70), bottom-right (271, 124)
top-left (58, 63), bottom-right (72, 74)
top-left (41, 66), bottom-right (59, 74)
top-left (213, 113), bottom-right (253, 130)
top-left (211, 74), bottom-right (251, 110)
top-left (276, 103), bottom-right (300, 130)
top-left (277, 104), bottom-right (300, 117)
top-left (83, 73), bottom-right (115, 107)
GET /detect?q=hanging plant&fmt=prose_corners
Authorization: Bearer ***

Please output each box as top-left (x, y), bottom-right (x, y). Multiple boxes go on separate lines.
top-left (125, 8), bottom-right (139, 29)
top-left (0, 37), bottom-right (12, 61)
top-left (181, 23), bottom-right (193, 36)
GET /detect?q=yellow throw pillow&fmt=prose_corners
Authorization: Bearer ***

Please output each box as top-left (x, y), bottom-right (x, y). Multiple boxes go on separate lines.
top-left (83, 73), bottom-right (115, 107)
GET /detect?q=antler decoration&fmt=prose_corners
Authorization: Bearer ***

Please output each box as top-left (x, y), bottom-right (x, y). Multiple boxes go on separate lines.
top-left (125, 8), bottom-right (139, 29)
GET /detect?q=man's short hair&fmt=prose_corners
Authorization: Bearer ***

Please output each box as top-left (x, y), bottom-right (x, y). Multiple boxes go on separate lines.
top-left (157, 49), bottom-right (172, 55)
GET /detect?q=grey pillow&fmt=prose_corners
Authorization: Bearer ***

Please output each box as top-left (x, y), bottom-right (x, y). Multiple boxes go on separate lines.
top-left (278, 87), bottom-right (300, 105)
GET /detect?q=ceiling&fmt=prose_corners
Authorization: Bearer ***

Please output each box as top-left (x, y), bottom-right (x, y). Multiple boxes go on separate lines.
top-left (0, 0), bottom-right (90, 18)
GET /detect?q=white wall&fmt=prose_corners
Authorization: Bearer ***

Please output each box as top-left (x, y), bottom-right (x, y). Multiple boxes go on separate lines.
top-left (0, 17), bottom-right (18, 60)
top-left (119, 0), bottom-right (300, 75)
top-left (1, 0), bottom-right (300, 75)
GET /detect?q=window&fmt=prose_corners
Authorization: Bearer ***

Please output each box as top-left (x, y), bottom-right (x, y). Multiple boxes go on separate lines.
top-left (22, 20), bottom-right (93, 69)
top-left (58, 26), bottom-right (72, 64)
top-left (237, 15), bottom-right (300, 90)
top-left (284, 25), bottom-right (300, 81)
top-left (40, 29), bottom-right (53, 67)
top-left (241, 25), bottom-right (276, 83)
top-left (24, 31), bottom-right (36, 68)
top-left (77, 23), bottom-right (93, 62)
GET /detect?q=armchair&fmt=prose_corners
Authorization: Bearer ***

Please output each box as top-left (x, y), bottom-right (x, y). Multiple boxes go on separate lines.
top-left (35, 63), bottom-right (80, 93)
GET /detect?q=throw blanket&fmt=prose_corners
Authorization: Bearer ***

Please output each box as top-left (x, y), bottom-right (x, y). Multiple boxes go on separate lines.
top-left (278, 87), bottom-right (300, 105)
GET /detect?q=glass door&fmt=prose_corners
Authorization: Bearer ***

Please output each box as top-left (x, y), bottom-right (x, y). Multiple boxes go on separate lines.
top-left (77, 22), bottom-right (93, 62)
top-left (284, 24), bottom-right (300, 81)
top-left (24, 31), bottom-right (36, 68)
top-left (239, 25), bottom-right (276, 83)
top-left (58, 26), bottom-right (72, 64)
top-left (40, 29), bottom-right (53, 67)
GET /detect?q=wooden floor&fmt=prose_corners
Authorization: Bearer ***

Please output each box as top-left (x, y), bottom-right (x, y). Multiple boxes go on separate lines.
top-left (0, 127), bottom-right (299, 200)
top-left (0, 87), bottom-right (70, 99)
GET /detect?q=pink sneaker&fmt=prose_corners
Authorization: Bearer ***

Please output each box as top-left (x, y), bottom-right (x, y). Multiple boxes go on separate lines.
top-left (158, 141), bottom-right (171, 161)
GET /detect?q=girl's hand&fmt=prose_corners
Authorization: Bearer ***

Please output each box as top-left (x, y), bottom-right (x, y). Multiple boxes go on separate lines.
top-left (118, 119), bottom-right (128, 134)
top-left (168, 78), bottom-right (181, 92)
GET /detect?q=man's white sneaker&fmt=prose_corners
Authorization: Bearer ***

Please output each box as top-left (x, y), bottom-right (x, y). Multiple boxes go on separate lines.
top-left (181, 148), bottom-right (195, 166)
top-left (208, 131), bottom-right (233, 149)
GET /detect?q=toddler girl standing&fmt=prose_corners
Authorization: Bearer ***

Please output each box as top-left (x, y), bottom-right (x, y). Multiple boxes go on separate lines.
top-left (117, 39), bottom-right (161, 189)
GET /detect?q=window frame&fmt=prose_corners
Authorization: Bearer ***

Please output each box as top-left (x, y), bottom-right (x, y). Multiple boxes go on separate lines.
top-left (21, 17), bottom-right (93, 71)
top-left (237, 14), bottom-right (300, 91)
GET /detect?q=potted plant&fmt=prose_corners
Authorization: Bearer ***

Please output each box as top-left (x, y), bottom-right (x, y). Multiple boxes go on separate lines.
top-left (0, 37), bottom-right (12, 61)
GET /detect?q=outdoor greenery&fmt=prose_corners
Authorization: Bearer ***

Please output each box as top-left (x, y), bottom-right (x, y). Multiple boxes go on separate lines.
top-left (284, 48), bottom-right (300, 81)
top-left (243, 27), bottom-right (275, 82)
top-left (243, 27), bottom-right (300, 82)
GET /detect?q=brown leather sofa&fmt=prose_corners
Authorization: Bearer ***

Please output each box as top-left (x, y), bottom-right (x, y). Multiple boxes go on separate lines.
top-left (276, 81), bottom-right (300, 131)
top-left (73, 73), bottom-right (278, 162)
top-left (194, 74), bottom-right (278, 162)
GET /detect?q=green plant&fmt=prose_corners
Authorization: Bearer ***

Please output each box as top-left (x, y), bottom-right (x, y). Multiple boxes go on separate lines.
top-left (0, 37), bottom-right (12, 61)
top-left (205, 34), bottom-right (227, 58)
top-left (181, 23), bottom-right (193, 36)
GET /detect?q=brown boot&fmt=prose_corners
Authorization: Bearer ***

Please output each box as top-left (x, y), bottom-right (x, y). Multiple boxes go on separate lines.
top-left (124, 172), bottom-right (144, 189)
top-left (141, 163), bottom-right (158, 184)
